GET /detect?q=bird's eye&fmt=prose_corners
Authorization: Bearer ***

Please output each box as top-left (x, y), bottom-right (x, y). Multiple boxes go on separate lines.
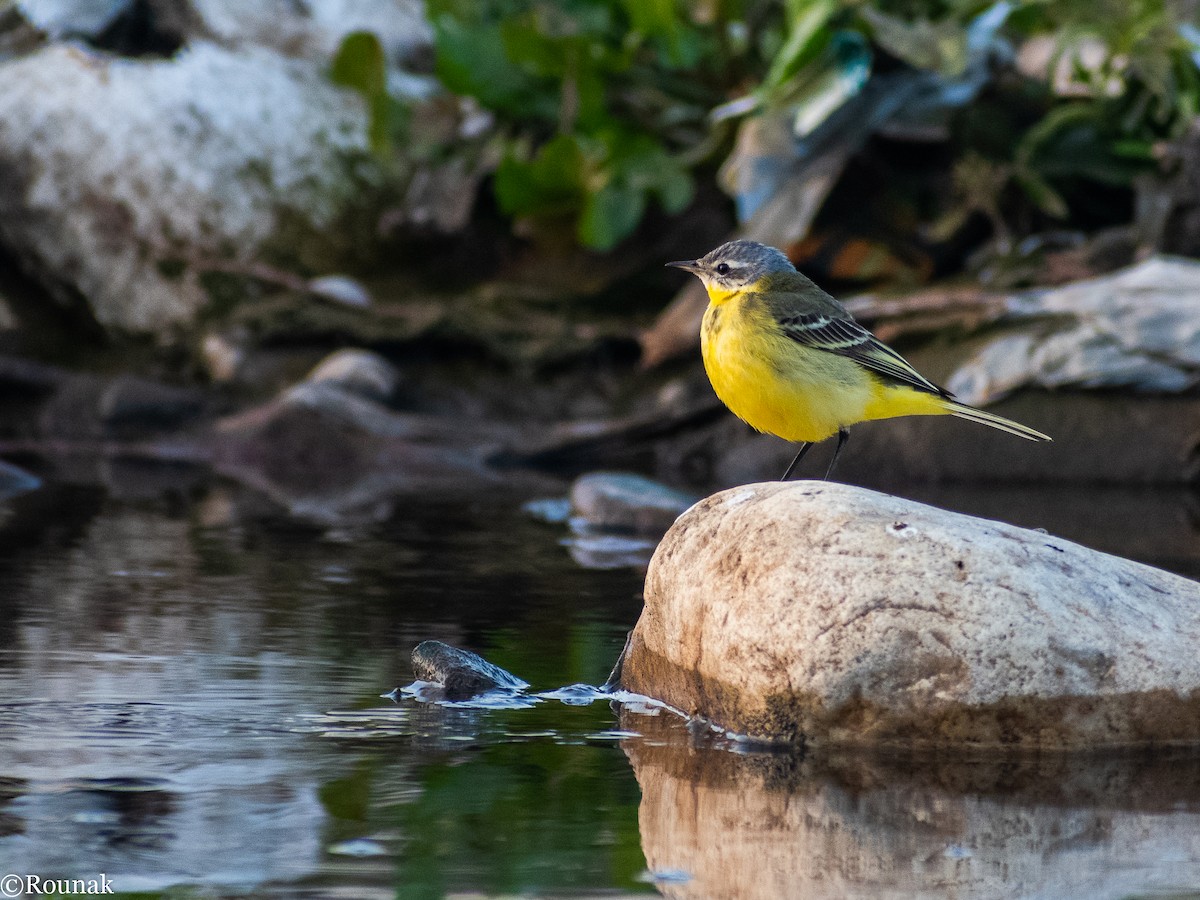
top-left (715, 263), bottom-right (731, 276)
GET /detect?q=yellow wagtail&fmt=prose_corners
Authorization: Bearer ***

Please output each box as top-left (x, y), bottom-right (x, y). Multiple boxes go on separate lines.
top-left (667, 240), bottom-right (1050, 480)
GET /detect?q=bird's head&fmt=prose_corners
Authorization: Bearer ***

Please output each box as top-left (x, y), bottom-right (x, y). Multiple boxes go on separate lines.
top-left (666, 240), bottom-right (795, 302)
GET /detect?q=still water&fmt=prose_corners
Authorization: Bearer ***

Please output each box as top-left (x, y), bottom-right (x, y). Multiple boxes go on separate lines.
top-left (1, 462), bottom-right (1199, 899)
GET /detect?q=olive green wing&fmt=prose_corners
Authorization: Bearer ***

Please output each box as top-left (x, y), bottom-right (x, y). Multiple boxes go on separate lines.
top-left (777, 312), bottom-right (951, 398)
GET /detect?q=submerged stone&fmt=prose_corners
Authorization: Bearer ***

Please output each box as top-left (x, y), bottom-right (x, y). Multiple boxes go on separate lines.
top-left (411, 640), bottom-right (528, 700)
top-left (622, 481), bottom-right (1200, 749)
top-left (569, 471), bottom-right (696, 535)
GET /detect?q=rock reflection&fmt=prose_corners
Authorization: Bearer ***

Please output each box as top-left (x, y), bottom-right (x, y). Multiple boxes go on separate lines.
top-left (623, 713), bottom-right (1200, 899)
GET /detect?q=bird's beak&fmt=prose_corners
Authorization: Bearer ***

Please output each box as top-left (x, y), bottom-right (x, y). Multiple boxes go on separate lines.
top-left (666, 259), bottom-right (701, 273)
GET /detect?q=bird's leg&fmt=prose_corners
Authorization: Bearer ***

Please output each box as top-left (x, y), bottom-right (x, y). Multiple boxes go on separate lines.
top-left (780, 442), bottom-right (813, 481)
top-left (823, 428), bottom-right (850, 480)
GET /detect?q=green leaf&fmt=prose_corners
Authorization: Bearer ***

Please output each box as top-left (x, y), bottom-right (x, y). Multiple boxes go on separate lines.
top-left (619, 0), bottom-right (691, 67)
top-left (330, 31), bottom-right (386, 97)
top-left (762, 0), bottom-right (837, 91)
top-left (859, 7), bottom-right (969, 77)
top-left (494, 134), bottom-right (588, 218)
top-left (619, 0), bottom-right (678, 42)
top-left (330, 31), bottom-right (400, 155)
top-left (500, 13), bottom-right (569, 77)
top-left (433, 15), bottom-right (555, 119)
top-left (1013, 169), bottom-right (1069, 219)
top-left (655, 166), bottom-right (694, 214)
top-left (579, 182), bottom-right (645, 250)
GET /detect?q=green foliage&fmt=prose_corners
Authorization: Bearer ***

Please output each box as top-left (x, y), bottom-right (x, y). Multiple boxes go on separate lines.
top-left (761, 0), bottom-right (841, 93)
top-left (842, 0), bottom-right (1200, 236)
top-left (1002, 0), bottom-right (1200, 219)
top-left (426, 0), bottom-right (721, 249)
top-left (335, 0), bottom-right (1200, 256)
top-left (494, 129), bottom-right (692, 250)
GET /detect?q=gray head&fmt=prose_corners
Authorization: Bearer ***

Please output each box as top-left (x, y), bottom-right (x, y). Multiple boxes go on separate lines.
top-left (666, 240), bottom-right (795, 293)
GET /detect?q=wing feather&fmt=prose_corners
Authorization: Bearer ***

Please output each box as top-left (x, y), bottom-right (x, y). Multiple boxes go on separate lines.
top-left (777, 312), bottom-right (950, 398)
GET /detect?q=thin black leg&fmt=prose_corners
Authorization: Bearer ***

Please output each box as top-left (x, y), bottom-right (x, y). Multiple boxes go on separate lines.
top-left (780, 442), bottom-right (813, 481)
top-left (824, 427), bottom-right (850, 480)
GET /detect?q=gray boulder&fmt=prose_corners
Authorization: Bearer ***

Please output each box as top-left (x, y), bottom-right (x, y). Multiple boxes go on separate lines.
top-left (948, 256), bottom-right (1200, 404)
top-left (207, 350), bottom-right (508, 523)
top-left (182, 0), bottom-right (431, 63)
top-left (0, 40), bottom-right (387, 334)
top-left (622, 481), bottom-right (1200, 749)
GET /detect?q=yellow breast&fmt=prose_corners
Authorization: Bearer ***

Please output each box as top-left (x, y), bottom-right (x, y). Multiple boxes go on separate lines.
top-left (700, 294), bottom-right (874, 443)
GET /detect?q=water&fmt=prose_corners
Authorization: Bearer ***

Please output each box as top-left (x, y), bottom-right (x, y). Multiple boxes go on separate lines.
top-left (0, 464), bottom-right (1199, 898)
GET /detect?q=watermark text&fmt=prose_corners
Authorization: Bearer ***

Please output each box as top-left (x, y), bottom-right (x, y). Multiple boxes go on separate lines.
top-left (0, 874), bottom-right (113, 896)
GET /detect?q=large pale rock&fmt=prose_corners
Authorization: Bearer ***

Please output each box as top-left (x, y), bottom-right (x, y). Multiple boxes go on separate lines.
top-left (14, 0), bottom-right (432, 68)
top-left (184, 0), bottom-right (431, 64)
top-left (0, 41), bottom-right (384, 334)
top-left (623, 481), bottom-right (1200, 748)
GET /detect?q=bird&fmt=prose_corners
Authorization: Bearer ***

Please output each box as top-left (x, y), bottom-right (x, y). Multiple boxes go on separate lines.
top-left (666, 240), bottom-right (1050, 480)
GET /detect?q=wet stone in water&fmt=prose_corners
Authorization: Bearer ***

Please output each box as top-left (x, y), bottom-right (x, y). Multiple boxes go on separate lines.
top-left (410, 640), bottom-right (529, 699)
top-left (569, 471), bottom-right (696, 535)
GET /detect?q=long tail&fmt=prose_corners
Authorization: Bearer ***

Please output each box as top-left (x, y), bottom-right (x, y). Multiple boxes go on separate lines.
top-left (945, 401), bottom-right (1051, 442)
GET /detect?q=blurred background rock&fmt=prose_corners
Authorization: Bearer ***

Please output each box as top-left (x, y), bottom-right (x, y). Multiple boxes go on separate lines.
top-left (1, 0), bottom-right (1199, 499)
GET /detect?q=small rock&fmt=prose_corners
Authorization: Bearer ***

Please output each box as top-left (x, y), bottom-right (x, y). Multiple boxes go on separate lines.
top-left (200, 330), bottom-right (247, 383)
top-left (410, 640), bottom-right (528, 700)
top-left (521, 496), bottom-right (572, 525)
top-left (98, 374), bottom-right (208, 433)
top-left (0, 458), bottom-right (40, 501)
top-left (569, 471), bottom-right (696, 535)
top-left (303, 348), bottom-right (398, 403)
top-left (307, 274), bottom-right (372, 308)
top-left (622, 481), bottom-right (1200, 749)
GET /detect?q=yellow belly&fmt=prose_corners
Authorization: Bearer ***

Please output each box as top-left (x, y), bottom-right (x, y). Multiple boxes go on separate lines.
top-left (700, 298), bottom-right (951, 442)
top-left (701, 301), bottom-right (872, 443)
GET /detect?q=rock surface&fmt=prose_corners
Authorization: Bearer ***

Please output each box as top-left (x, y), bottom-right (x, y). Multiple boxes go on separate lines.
top-left (0, 40), bottom-right (386, 334)
top-left (207, 349), bottom-right (518, 523)
top-left (569, 471), bottom-right (696, 535)
top-left (948, 256), bottom-right (1200, 405)
top-left (410, 640), bottom-right (528, 699)
top-left (183, 0), bottom-right (431, 64)
top-left (622, 481), bottom-right (1200, 749)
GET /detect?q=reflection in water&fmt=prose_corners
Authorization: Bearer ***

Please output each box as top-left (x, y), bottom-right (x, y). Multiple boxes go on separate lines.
top-left (624, 713), bottom-right (1200, 899)
top-left (0, 467), bottom-right (1199, 897)
top-left (0, 474), bottom-right (648, 896)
